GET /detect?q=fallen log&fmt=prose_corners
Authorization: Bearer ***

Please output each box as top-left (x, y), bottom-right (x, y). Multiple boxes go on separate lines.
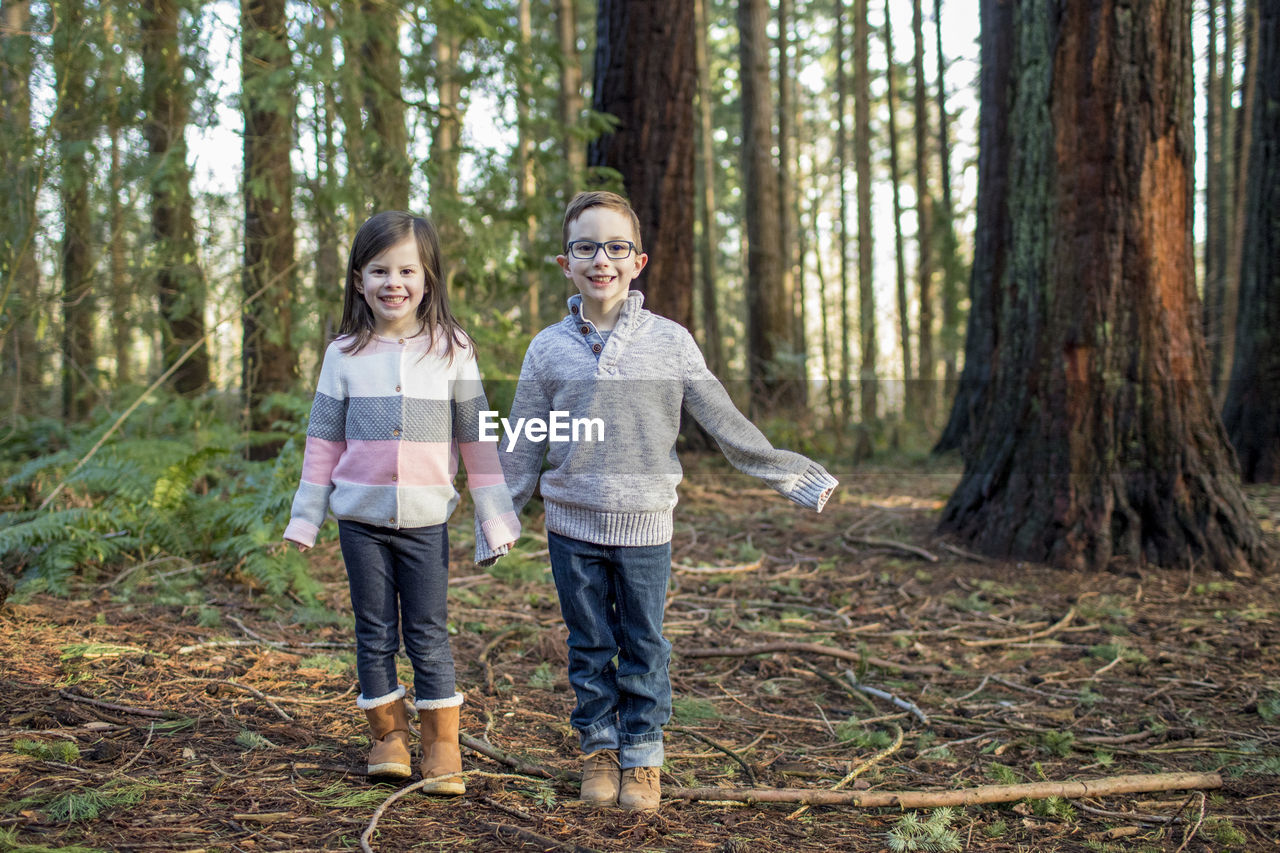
top-left (664, 771), bottom-right (1222, 808)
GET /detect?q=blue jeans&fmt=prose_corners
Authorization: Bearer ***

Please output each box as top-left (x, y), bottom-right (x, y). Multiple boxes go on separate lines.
top-left (338, 520), bottom-right (455, 703)
top-left (547, 531), bottom-right (672, 768)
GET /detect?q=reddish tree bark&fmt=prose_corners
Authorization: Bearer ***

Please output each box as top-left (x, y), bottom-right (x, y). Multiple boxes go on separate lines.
top-left (940, 0), bottom-right (1268, 575)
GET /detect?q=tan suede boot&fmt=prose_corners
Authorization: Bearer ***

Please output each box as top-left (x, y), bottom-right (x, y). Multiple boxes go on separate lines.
top-left (416, 693), bottom-right (465, 795)
top-left (363, 699), bottom-right (412, 780)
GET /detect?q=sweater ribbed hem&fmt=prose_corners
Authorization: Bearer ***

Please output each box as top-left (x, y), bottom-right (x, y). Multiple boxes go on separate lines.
top-left (789, 465), bottom-right (839, 513)
top-left (544, 502), bottom-right (674, 547)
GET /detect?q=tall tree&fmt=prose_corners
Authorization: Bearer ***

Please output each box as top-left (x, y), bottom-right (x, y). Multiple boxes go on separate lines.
top-left (693, 0), bottom-right (724, 376)
top-left (516, 0), bottom-right (539, 331)
top-left (940, 0), bottom-right (1268, 574)
top-left (54, 0), bottom-right (96, 420)
top-left (834, 0), bottom-right (851, 425)
top-left (556, 0), bottom-right (585, 204)
top-left (1203, 0), bottom-right (1231, 387)
top-left (104, 3), bottom-right (131, 387)
top-left (430, 5), bottom-right (466, 291)
top-left (590, 0), bottom-right (696, 330)
top-left (310, 5), bottom-right (343, 366)
top-left (854, 0), bottom-right (876, 430)
top-left (0, 0), bottom-right (42, 418)
top-left (777, 0), bottom-right (803, 376)
top-left (242, 0), bottom-right (297, 455)
top-left (360, 0), bottom-right (409, 211)
top-left (1222, 0), bottom-right (1280, 482)
top-left (911, 0), bottom-right (934, 425)
top-left (737, 0), bottom-right (800, 410)
top-left (1223, 0), bottom-right (1259, 396)
top-left (933, 0), bottom-right (1011, 454)
top-left (933, 0), bottom-right (964, 394)
top-left (143, 0), bottom-right (209, 394)
top-left (883, 0), bottom-right (912, 423)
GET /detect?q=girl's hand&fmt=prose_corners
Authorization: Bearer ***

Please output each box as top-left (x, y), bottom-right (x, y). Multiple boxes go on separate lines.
top-left (499, 542), bottom-right (515, 551)
top-left (289, 541), bottom-right (310, 553)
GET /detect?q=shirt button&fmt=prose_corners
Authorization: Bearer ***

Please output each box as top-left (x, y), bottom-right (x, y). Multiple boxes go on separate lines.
top-left (570, 304), bottom-right (579, 314)
top-left (592, 343), bottom-right (602, 353)
top-left (580, 325), bottom-right (590, 334)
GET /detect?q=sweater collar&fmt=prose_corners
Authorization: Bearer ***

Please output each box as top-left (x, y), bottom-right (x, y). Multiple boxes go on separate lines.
top-left (565, 290), bottom-right (645, 333)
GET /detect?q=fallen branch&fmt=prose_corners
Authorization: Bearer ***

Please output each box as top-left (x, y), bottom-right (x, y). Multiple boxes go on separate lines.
top-left (461, 733), bottom-right (579, 783)
top-left (842, 673), bottom-right (930, 725)
top-left (477, 820), bottom-right (604, 853)
top-left (681, 642), bottom-right (944, 675)
top-left (960, 608), bottom-right (1078, 647)
top-left (668, 727), bottom-right (757, 786)
top-left (843, 536), bottom-right (938, 562)
top-left (664, 771), bottom-right (1222, 808)
top-left (673, 559), bottom-right (763, 575)
top-left (58, 689), bottom-right (169, 719)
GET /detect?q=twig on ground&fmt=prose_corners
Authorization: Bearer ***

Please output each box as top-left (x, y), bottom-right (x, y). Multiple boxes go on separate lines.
top-left (788, 722), bottom-right (905, 820)
top-left (665, 771), bottom-right (1223, 807)
top-left (668, 726), bottom-right (758, 786)
top-left (477, 820), bottom-right (604, 853)
top-left (673, 559), bottom-right (763, 575)
top-left (938, 542), bottom-right (992, 562)
top-left (842, 536), bottom-right (939, 562)
top-left (113, 721), bottom-right (155, 775)
top-left (58, 689), bottom-right (169, 719)
top-left (460, 733), bottom-right (579, 783)
top-left (959, 608), bottom-right (1079, 647)
top-left (681, 641), bottom-right (944, 675)
top-left (1172, 792), bottom-right (1208, 853)
top-left (842, 671), bottom-right (930, 725)
top-left (479, 624), bottom-right (536, 693)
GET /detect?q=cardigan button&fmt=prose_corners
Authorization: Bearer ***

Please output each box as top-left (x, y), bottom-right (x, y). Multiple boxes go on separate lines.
top-left (392, 428), bottom-right (401, 436)
top-left (570, 304), bottom-right (579, 314)
top-left (580, 325), bottom-right (590, 334)
top-left (592, 343), bottom-right (602, 354)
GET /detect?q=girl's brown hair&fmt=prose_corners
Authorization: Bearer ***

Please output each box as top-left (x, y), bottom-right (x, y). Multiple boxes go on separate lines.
top-left (337, 211), bottom-right (472, 358)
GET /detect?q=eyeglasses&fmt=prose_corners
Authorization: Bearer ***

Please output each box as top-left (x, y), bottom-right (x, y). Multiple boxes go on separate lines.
top-left (566, 240), bottom-right (637, 260)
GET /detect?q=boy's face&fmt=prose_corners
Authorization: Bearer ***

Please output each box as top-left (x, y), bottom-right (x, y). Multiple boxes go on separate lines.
top-left (557, 206), bottom-right (648, 321)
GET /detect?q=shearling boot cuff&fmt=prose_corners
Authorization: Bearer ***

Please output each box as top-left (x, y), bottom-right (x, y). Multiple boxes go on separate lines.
top-left (414, 691), bottom-right (464, 711)
top-left (356, 685), bottom-right (406, 710)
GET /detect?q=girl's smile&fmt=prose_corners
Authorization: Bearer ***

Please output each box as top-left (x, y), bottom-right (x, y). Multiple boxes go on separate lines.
top-left (357, 236), bottom-right (426, 338)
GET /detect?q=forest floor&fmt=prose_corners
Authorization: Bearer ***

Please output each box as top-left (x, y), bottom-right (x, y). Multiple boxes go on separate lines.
top-left (1, 455), bottom-right (1278, 853)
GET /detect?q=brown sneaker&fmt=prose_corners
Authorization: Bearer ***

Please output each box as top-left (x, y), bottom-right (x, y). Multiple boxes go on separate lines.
top-left (618, 765), bottom-right (661, 811)
top-left (580, 749), bottom-right (621, 804)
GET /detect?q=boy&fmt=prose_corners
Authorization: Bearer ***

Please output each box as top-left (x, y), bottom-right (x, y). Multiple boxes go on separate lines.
top-left (488, 191), bottom-right (837, 811)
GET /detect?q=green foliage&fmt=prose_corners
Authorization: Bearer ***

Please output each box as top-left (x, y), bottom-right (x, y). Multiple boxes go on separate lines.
top-left (885, 808), bottom-right (962, 852)
top-left (234, 729), bottom-right (276, 751)
top-left (1039, 730), bottom-right (1076, 757)
top-left (528, 661), bottom-right (557, 690)
top-left (986, 763), bottom-right (1021, 785)
top-left (0, 391), bottom-right (320, 601)
top-left (1029, 796), bottom-right (1075, 820)
top-left (836, 723), bottom-right (893, 749)
top-left (1256, 691), bottom-right (1280, 723)
top-left (1201, 816), bottom-right (1248, 848)
top-left (671, 697), bottom-right (721, 724)
top-left (43, 782), bottom-right (147, 823)
top-left (13, 739), bottom-right (80, 764)
top-left (0, 827), bottom-right (106, 853)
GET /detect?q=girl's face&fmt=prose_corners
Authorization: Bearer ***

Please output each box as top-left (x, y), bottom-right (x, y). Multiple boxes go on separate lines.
top-left (355, 236), bottom-right (426, 338)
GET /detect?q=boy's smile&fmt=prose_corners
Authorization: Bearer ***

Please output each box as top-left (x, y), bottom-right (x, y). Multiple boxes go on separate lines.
top-left (557, 207), bottom-right (648, 330)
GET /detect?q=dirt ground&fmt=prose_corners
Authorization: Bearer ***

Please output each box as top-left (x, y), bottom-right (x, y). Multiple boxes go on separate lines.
top-left (2, 456), bottom-right (1278, 852)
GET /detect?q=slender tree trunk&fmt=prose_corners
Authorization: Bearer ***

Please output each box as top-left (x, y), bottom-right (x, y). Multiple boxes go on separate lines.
top-left (557, 0), bottom-right (585, 201)
top-left (934, 0), bottom-right (963, 398)
top-left (835, 0), bottom-right (851, 427)
top-left (314, 5), bottom-right (342, 366)
top-left (54, 0), bottom-right (95, 421)
top-left (361, 0), bottom-right (409, 212)
top-left (1222, 0), bottom-right (1258, 400)
top-left (590, 0), bottom-right (696, 330)
top-left (143, 0), bottom-right (209, 395)
top-left (1222, 0), bottom-right (1280, 482)
top-left (1204, 0), bottom-right (1225, 386)
top-left (2, 0), bottom-right (43, 418)
top-left (933, 0), bottom-right (1012, 455)
top-left (431, 28), bottom-right (465, 292)
top-left (694, 0), bottom-right (724, 376)
top-left (883, 0), bottom-right (912, 424)
top-left (103, 5), bottom-right (130, 389)
top-left (517, 0), bottom-right (539, 332)
top-left (737, 0), bottom-right (799, 411)
top-left (911, 0), bottom-right (935, 426)
top-left (854, 0), bottom-right (876, 431)
top-left (811, 188), bottom-right (839, 422)
top-left (940, 0), bottom-right (1268, 575)
top-left (777, 0), bottom-right (804, 387)
top-left (242, 0), bottom-right (297, 457)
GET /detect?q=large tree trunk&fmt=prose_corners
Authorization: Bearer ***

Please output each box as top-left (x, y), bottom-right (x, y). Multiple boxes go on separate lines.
top-left (54, 0), bottom-right (95, 421)
top-left (557, 0), bottom-right (585, 201)
top-left (911, 0), bottom-right (935, 427)
top-left (1222, 0), bottom-right (1280, 483)
top-left (933, 0), bottom-right (1012, 455)
top-left (242, 0), bottom-right (297, 458)
top-left (590, 0), bottom-right (696, 330)
top-left (313, 5), bottom-right (343, 367)
top-left (1, 0), bottom-right (43, 420)
top-left (693, 0), bottom-right (724, 376)
top-left (360, 0), bottom-right (409, 212)
top-left (143, 0), bottom-right (209, 395)
top-left (940, 0), bottom-right (1268, 575)
top-left (883, 0), bottom-right (911, 426)
top-left (736, 0), bottom-right (800, 412)
top-left (854, 0), bottom-right (876, 429)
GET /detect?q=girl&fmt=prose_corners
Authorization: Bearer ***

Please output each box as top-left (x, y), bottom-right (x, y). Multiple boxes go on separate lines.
top-left (285, 211), bottom-right (519, 794)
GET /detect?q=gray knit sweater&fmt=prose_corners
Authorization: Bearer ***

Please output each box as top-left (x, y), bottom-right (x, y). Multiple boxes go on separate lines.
top-left (490, 291), bottom-right (837, 555)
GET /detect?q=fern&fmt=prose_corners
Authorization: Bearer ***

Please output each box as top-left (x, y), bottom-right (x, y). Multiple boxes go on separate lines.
top-left (886, 808), bottom-right (963, 853)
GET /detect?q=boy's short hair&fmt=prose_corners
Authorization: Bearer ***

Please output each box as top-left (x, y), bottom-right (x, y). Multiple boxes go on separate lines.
top-left (562, 191), bottom-right (644, 255)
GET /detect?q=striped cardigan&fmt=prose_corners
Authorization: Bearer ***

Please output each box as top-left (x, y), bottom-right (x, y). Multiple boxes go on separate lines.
top-left (283, 333), bottom-right (520, 564)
